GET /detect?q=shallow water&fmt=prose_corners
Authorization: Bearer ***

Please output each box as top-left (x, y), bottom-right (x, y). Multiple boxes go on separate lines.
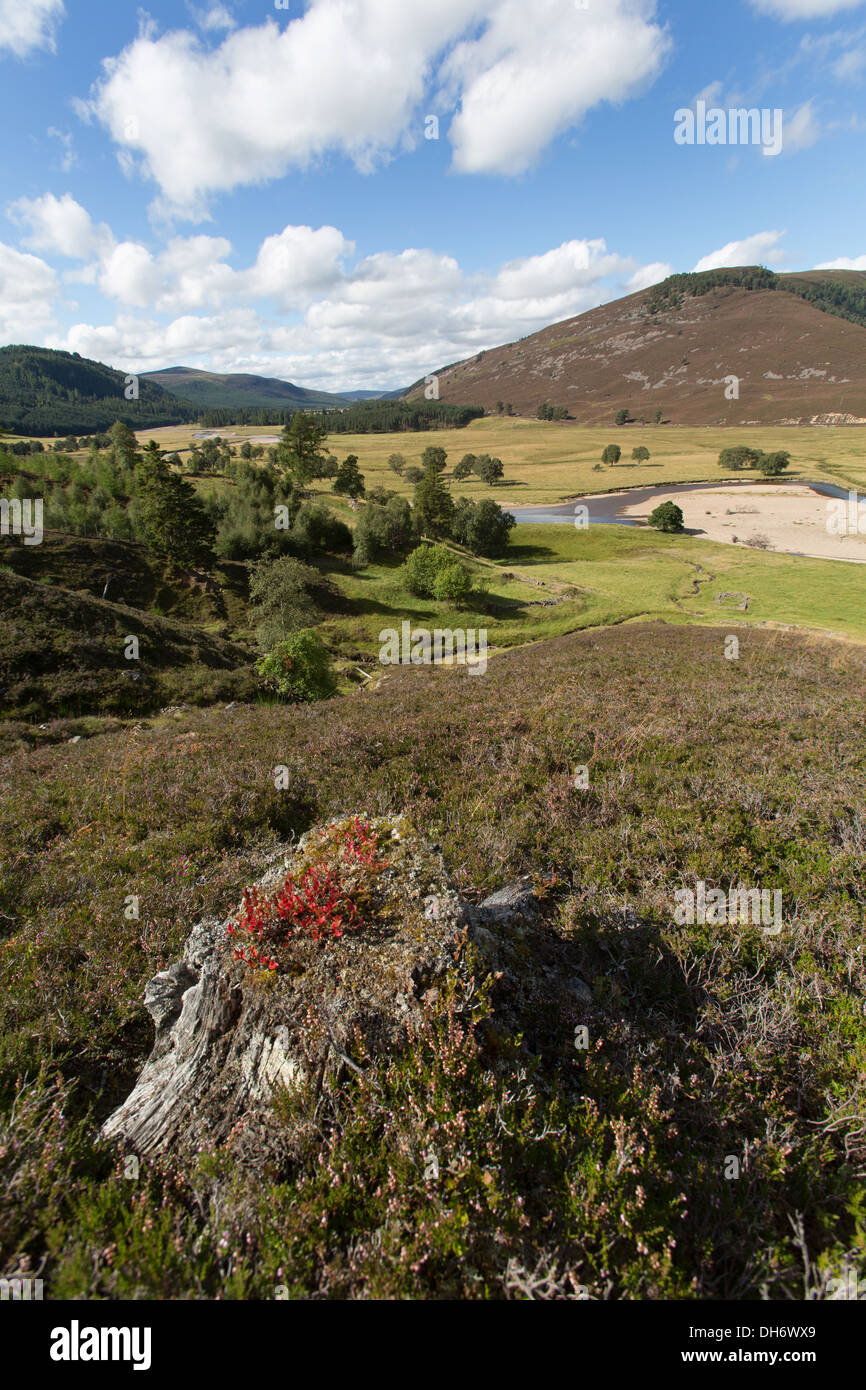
top-left (508, 478), bottom-right (856, 526)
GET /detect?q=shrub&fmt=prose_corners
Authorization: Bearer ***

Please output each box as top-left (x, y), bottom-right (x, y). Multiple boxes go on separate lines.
top-left (648, 501), bottom-right (685, 533)
top-left (227, 818), bottom-right (387, 969)
top-left (353, 496), bottom-right (414, 563)
top-left (432, 562), bottom-right (473, 605)
top-left (401, 543), bottom-right (457, 597)
top-left (292, 503), bottom-right (352, 554)
top-left (255, 629), bottom-right (336, 703)
top-left (248, 555), bottom-right (322, 651)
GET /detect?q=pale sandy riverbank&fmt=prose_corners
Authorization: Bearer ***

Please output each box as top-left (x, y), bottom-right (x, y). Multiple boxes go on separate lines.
top-left (618, 483), bottom-right (866, 564)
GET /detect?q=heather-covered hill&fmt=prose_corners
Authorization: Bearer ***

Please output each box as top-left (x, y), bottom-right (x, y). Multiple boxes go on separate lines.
top-left (404, 268), bottom-right (866, 426)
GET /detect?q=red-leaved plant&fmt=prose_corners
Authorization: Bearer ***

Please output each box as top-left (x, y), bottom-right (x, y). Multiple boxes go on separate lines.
top-left (226, 817), bottom-right (386, 971)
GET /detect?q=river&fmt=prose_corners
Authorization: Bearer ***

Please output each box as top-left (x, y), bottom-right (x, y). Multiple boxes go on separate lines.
top-left (508, 478), bottom-right (855, 526)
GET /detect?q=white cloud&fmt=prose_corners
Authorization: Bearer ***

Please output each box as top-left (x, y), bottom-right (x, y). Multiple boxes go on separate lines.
top-left (6, 196), bottom-right (353, 315)
top-left (0, 0), bottom-right (64, 57)
top-left (444, 0), bottom-right (671, 175)
top-left (693, 231), bottom-right (788, 271)
top-left (491, 240), bottom-right (631, 301)
top-left (0, 241), bottom-right (58, 339)
top-left (83, 0), bottom-right (670, 214)
top-left (833, 43), bottom-right (866, 75)
top-left (98, 241), bottom-right (165, 308)
top-left (9, 200), bottom-right (677, 387)
top-left (40, 229), bottom-right (669, 387)
top-left (95, 224), bottom-right (352, 313)
top-left (191, 4), bottom-right (237, 32)
top-left (245, 225), bottom-right (353, 308)
top-left (782, 98), bottom-right (822, 150)
top-left (47, 127), bottom-right (77, 172)
top-left (815, 252), bottom-right (866, 267)
top-left (7, 192), bottom-right (113, 259)
top-left (750, 0), bottom-right (866, 19)
top-left (625, 262), bottom-right (673, 293)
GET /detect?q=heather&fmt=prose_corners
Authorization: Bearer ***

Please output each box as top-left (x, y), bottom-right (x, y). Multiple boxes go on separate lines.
top-left (0, 621), bottom-right (864, 1298)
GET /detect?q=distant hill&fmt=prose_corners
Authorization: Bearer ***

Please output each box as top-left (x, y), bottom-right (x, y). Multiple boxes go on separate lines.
top-left (403, 267), bottom-right (866, 426)
top-left (339, 387), bottom-right (406, 401)
top-left (142, 365), bottom-right (357, 411)
top-left (0, 345), bottom-right (197, 435)
top-left (142, 367), bottom-right (406, 411)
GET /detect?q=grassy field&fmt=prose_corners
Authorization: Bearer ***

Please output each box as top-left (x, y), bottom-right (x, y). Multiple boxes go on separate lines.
top-left (494, 524), bottom-right (866, 641)
top-left (304, 522), bottom-right (866, 682)
top-left (123, 418), bottom-right (866, 506)
top-left (4, 515), bottom-right (863, 732)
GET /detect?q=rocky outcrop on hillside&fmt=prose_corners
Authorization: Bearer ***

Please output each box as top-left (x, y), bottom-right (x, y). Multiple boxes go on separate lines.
top-left (101, 815), bottom-right (593, 1169)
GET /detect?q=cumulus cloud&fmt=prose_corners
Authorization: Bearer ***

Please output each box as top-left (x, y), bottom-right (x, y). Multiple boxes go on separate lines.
top-left (7, 192), bottom-right (113, 259)
top-left (9, 198), bottom-right (677, 387)
top-left (83, 0), bottom-right (670, 214)
top-left (624, 262), bottom-right (673, 293)
top-left (6, 196), bottom-right (354, 315)
top-left (0, 0), bottom-right (64, 58)
top-left (693, 230), bottom-right (788, 271)
top-left (443, 0), bottom-right (671, 175)
top-left (0, 241), bottom-right (58, 340)
top-left (750, 0), bottom-right (866, 19)
top-left (94, 224), bottom-right (352, 313)
top-left (39, 230), bottom-right (668, 387)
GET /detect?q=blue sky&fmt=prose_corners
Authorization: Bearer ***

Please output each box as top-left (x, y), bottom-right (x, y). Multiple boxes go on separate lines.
top-left (0, 0), bottom-right (864, 390)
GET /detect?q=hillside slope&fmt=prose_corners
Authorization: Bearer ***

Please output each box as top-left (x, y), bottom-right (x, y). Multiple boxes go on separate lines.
top-left (142, 366), bottom-right (355, 411)
top-left (404, 268), bottom-right (866, 426)
top-left (0, 563), bottom-right (256, 720)
top-left (1, 623), bottom-right (864, 1299)
top-left (0, 345), bottom-right (197, 434)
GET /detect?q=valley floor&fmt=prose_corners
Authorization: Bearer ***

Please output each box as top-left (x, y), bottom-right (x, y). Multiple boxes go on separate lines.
top-left (617, 482), bottom-right (866, 564)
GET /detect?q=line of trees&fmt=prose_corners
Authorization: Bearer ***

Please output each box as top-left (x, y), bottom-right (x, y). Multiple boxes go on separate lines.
top-left (198, 400), bottom-right (484, 433)
top-left (643, 266), bottom-right (866, 332)
top-left (600, 444), bottom-right (652, 466)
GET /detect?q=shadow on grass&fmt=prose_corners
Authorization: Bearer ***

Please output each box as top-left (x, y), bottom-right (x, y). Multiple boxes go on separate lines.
top-left (498, 542), bottom-right (560, 563)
